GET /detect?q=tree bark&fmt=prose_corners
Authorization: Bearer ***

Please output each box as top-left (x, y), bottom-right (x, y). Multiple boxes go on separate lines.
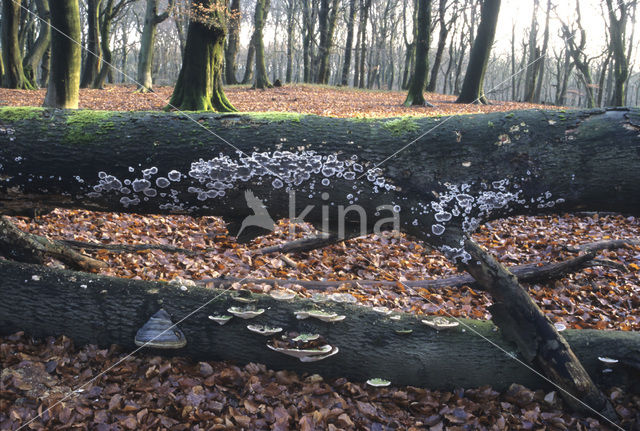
top-left (22, 0), bottom-right (51, 88)
top-left (1, 0), bottom-right (36, 89)
top-left (315, 0), bottom-right (339, 84)
top-left (168, 0), bottom-right (235, 112)
top-left (341, 0), bottom-right (357, 86)
top-left (42, 0), bottom-right (81, 109)
top-left (1, 260), bottom-right (639, 393)
top-left (426, 0), bottom-right (448, 93)
top-left (403, 0), bottom-right (430, 106)
top-left (224, 0), bottom-right (240, 85)
top-left (455, 0), bottom-right (500, 104)
top-left (79, 0), bottom-right (102, 89)
top-left (1, 107), bottom-right (639, 420)
top-left (252, 0), bottom-right (272, 89)
top-left (136, 0), bottom-right (173, 92)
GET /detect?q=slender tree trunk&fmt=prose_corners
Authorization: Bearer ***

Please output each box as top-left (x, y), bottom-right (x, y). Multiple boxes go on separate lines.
top-left (22, 0), bottom-right (50, 88)
top-left (404, 0), bottom-right (431, 106)
top-left (224, 0), bottom-right (240, 85)
top-left (80, 0), bottom-right (101, 88)
top-left (253, 0), bottom-right (272, 89)
top-left (522, 0), bottom-right (539, 102)
top-left (606, 0), bottom-right (630, 106)
top-left (43, 0), bottom-right (81, 109)
top-left (357, 0), bottom-right (371, 88)
top-left (1, 0), bottom-right (36, 89)
top-left (532, 0), bottom-right (550, 103)
top-left (426, 0), bottom-right (448, 92)
top-left (39, 45), bottom-right (50, 87)
top-left (241, 42), bottom-right (255, 84)
top-left (168, 0), bottom-right (236, 112)
top-left (341, 0), bottom-right (357, 86)
top-left (316, 0), bottom-right (339, 84)
top-left (93, 0), bottom-right (114, 89)
top-left (136, 0), bottom-right (174, 92)
top-left (456, 0), bottom-right (501, 104)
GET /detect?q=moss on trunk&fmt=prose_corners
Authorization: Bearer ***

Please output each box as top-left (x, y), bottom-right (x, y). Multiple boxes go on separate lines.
top-left (168, 0), bottom-right (236, 112)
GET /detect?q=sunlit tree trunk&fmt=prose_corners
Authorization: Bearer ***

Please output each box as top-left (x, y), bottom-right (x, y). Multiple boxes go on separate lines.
top-left (253, 0), bottom-right (272, 89)
top-left (224, 0), bottom-right (240, 85)
top-left (403, 0), bottom-right (430, 106)
top-left (43, 0), bottom-right (81, 108)
top-left (80, 0), bottom-right (101, 88)
top-left (136, 0), bottom-right (174, 92)
top-left (1, 0), bottom-right (36, 89)
top-left (456, 0), bottom-right (500, 104)
top-left (168, 0), bottom-right (236, 111)
top-left (22, 0), bottom-right (50, 88)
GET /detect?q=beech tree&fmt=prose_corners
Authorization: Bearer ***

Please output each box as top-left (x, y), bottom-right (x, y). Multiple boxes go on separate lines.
top-left (136, 0), bottom-right (175, 92)
top-left (22, 0), bottom-right (51, 88)
top-left (43, 0), bottom-right (82, 109)
top-left (223, 0), bottom-right (240, 85)
top-left (1, 0), bottom-right (36, 89)
top-left (168, 0), bottom-right (236, 111)
top-left (79, 0), bottom-right (102, 88)
top-left (403, 0), bottom-right (430, 106)
top-left (456, 0), bottom-right (500, 104)
top-left (252, 0), bottom-right (272, 89)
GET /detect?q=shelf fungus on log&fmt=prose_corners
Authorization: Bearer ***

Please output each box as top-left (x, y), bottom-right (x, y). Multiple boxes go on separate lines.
top-left (366, 378), bottom-right (392, 387)
top-left (227, 306), bottom-right (265, 319)
top-left (208, 315), bottom-right (232, 325)
top-left (247, 325), bottom-right (283, 336)
top-left (134, 309), bottom-right (187, 349)
top-left (295, 309), bottom-right (346, 322)
top-left (421, 317), bottom-right (460, 330)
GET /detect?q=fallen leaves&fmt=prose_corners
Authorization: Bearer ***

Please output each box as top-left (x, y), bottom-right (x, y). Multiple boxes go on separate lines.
top-left (0, 83), bottom-right (559, 118)
top-left (3, 331), bottom-right (638, 430)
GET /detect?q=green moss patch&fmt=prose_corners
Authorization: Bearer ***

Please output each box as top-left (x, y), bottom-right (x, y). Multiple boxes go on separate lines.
top-left (382, 116), bottom-right (420, 136)
top-left (64, 110), bottom-right (117, 145)
top-left (0, 107), bottom-right (45, 122)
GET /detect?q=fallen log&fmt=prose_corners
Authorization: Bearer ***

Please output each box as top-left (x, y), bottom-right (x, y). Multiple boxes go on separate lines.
top-left (1, 259), bottom-right (638, 393)
top-left (1, 106), bottom-right (639, 419)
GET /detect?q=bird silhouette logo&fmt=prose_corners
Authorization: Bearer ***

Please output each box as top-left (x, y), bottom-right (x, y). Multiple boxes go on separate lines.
top-left (236, 190), bottom-right (276, 239)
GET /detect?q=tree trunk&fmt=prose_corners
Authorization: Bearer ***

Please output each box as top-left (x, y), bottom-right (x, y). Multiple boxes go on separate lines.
top-left (341, 0), bottom-right (357, 86)
top-left (606, 0), bottom-right (630, 107)
top-left (1, 107), bottom-right (639, 420)
top-left (1, 0), bottom-right (36, 89)
top-left (80, 0), bottom-right (101, 89)
top-left (522, 0), bottom-right (539, 103)
top-left (404, 0), bottom-right (430, 106)
top-left (532, 0), bottom-right (551, 103)
top-left (455, 0), bottom-right (500, 104)
top-left (168, 0), bottom-right (235, 112)
top-left (224, 0), bottom-right (240, 85)
top-left (1, 260), bottom-right (639, 393)
top-left (253, 0), bottom-right (272, 89)
top-left (22, 0), bottom-right (50, 88)
top-left (93, 0), bottom-right (114, 89)
top-left (426, 0), bottom-right (447, 93)
top-left (315, 0), bottom-right (339, 84)
top-left (42, 0), bottom-right (81, 109)
top-left (357, 0), bottom-right (371, 88)
top-left (136, 0), bottom-right (173, 92)
top-left (284, 0), bottom-right (295, 83)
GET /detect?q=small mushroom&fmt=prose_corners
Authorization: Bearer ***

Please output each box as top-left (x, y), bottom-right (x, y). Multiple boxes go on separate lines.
top-left (597, 357), bottom-right (619, 364)
top-left (134, 309), bottom-right (186, 349)
top-left (270, 289), bottom-right (296, 301)
top-left (208, 315), bottom-right (232, 325)
top-left (366, 378), bottom-right (391, 387)
top-left (231, 289), bottom-right (257, 303)
top-left (247, 325), bottom-right (283, 336)
top-left (421, 316), bottom-right (459, 330)
top-left (228, 306), bottom-right (265, 319)
top-left (295, 310), bottom-right (346, 322)
top-left (553, 322), bottom-right (567, 332)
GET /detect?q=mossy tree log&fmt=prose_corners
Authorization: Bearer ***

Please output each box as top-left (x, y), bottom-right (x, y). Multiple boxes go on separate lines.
top-left (0, 107), bottom-right (640, 420)
top-left (1, 260), bottom-right (639, 393)
top-left (168, 0), bottom-right (235, 112)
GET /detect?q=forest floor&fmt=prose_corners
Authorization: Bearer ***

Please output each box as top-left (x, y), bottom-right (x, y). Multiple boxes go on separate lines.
top-left (0, 83), bottom-right (554, 117)
top-left (1, 85), bottom-right (638, 430)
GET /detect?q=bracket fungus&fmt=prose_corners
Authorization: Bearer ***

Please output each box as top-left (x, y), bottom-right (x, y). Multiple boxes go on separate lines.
top-left (366, 378), bottom-right (391, 387)
top-left (372, 306), bottom-right (392, 315)
top-left (267, 333), bottom-right (338, 362)
top-left (395, 329), bottom-right (413, 335)
top-left (231, 289), bottom-right (257, 303)
top-left (269, 289), bottom-right (297, 301)
top-left (328, 293), bottom-right (357, 304)
top-left (227, 306), bottom-right (265, 319)
top-left (208, 315), bottom-right (233, 325)
top-left (134, 309), bottom-right (187, 349)
top-left (247, 325), bottom-right (283, 336)
top-left (598, 357), bottom-right (619, 364)
top-left (421, 316), bottom-right (460, 330)
top-left (295, 310), bottom-right (346, 322)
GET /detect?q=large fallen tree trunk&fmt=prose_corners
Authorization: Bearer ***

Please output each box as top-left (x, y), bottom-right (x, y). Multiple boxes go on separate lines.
top-left (1, 106), bottom-right (639, 420)
top-left (1, 260), bottom-right (638, 393)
